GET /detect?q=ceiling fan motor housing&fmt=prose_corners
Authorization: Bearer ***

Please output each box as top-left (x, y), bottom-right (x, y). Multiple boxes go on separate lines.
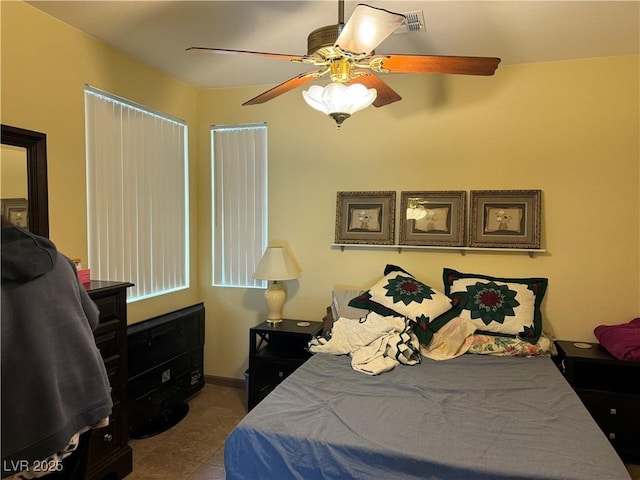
top-left (307, 24), bottom-right (342, 56)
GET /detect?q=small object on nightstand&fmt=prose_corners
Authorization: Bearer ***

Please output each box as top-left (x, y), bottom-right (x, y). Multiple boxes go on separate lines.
top-left (248, 319), bottom-right (322, 410)
top-left (573, 342), bottom-right (592, 349)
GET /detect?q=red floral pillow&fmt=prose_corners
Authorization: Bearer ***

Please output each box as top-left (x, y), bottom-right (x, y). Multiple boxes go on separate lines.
top-left (443, 268), bottom-right (548, 344)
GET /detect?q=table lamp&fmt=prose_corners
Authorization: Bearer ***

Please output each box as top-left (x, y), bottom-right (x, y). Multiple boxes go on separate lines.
top-left (253, 246), bottom-right (301, 324)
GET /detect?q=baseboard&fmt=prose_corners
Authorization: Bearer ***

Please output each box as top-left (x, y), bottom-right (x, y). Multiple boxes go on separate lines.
top-left (204, 374), bottom-right (244, 389)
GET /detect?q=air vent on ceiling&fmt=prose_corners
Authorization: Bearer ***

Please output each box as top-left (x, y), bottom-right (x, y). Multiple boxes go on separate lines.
top-left (394, 10), bottom-right (426, 34)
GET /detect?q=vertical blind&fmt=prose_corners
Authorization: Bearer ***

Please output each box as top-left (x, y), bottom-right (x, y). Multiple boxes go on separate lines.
top-left (85, 86), bottom-right (189, 301)
top-left (212, 124), bottom-right (268, 288)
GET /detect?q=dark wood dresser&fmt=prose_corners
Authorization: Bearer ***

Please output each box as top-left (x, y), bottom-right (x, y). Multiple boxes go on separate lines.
top-left (86, 281), bottom-right (133, 480)
top-left (555, 340), bottom-right (640, 463)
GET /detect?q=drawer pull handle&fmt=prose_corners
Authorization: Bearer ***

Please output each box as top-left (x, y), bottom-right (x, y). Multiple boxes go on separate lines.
top-left (609, 408), bottom-right (616, 415)
top-left (278, 371), bottom-right (284, 378)
top-left (608, 433), bottom-right (616, 440)
top-left (103, 433), bottom-right (113, 442)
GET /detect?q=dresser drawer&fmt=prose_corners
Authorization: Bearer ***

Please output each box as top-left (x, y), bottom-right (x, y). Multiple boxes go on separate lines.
top-left (94, 328), bottom-right (120, 362)
top-left (92, 295), bottom-right (119, 325)
top-left (104, 356), bottom-right (122, 405)
top-left (86, 406), bottom-right (122, 467)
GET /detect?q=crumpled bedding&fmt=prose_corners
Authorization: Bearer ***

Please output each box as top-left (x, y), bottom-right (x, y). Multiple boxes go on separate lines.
top-left (594, 317), bottom-right (640, 361)
top-left (419, 315), bottom-right (476, 360)
top-left (308, 312), bottom-right (420, 375)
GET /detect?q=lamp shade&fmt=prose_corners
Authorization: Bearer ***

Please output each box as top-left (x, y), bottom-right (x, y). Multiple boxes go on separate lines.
top-left (253, 247), bottom-right (300, 281)
top-left (302, 83), bottom-right (377, 125)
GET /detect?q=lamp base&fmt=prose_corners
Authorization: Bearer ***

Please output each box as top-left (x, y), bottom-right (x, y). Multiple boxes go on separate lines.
top-left (264, 281), bottom-right (286, 324)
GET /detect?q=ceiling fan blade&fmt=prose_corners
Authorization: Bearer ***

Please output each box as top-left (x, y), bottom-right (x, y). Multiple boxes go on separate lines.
top-left (379, 54), bottom-right (501, 76)
top-left (186, 47), bottom-right (306, 62)
top-left (243, 70), bottom-right (324, 106)
top-left (350, 73), bottom-right (401, 107)
top-left (335, 4), bottom-right (406, 55)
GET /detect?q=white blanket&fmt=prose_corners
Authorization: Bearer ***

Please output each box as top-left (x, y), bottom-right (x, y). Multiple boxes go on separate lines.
top-left (308, 312), bottom-right (420, 375)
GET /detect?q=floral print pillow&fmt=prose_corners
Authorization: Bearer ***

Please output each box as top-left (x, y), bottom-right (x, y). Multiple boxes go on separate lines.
top-left (348, 265), bottom-right (455, 346)
top-left (443, 268), bottom-right (548, 344)
top-left (468, 332), bottom-right (557, 357)
top-left (367, 268), bottom-right (452, 326)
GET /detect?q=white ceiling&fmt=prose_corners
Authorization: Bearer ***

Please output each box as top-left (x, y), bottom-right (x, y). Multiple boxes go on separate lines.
top-left (27, 1), bottom-right (640, 89)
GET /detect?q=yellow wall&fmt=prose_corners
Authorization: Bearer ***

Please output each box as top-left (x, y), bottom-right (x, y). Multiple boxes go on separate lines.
top-left (1, 1), bottom-right (201, 322)
top-left (198, 56), bottom-right (640, 378)
top-left (3, 2), bottom-right (639, 381)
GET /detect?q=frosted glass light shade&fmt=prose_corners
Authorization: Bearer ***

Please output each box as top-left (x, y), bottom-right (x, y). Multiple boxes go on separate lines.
top-left (302, 83), bottom-right (377, 125)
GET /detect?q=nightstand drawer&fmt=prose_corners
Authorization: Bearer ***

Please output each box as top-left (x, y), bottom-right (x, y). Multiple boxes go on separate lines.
top-left (579, 391), bottom-right (639, 423)
top-left (581, 392), bottom-right (640, 462)
top-left (579, 390), bottom-right (640, 432)
top-left (254, 358), bottom-right (301, 384)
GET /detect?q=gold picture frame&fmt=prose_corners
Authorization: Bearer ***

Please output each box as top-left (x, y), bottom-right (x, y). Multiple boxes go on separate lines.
top-left (470, 190), bottom-right (542, 249)
top-left (335, 191), bottom-right (396, 244)
top-left (399, 191), bottom-right (466, 246)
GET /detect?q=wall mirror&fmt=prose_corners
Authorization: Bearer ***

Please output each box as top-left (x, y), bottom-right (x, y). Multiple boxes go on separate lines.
top-left (1, 124), bottom-right (49, 237)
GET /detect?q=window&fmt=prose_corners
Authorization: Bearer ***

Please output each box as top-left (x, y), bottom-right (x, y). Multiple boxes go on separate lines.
top-left (211, 124), bottom-right (268, 288)
top-left (84, 86), bottom-right (189, 301)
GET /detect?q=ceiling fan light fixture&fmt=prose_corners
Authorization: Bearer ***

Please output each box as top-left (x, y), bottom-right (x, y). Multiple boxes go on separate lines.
top-left (302, 83), bottom-right (377, 126)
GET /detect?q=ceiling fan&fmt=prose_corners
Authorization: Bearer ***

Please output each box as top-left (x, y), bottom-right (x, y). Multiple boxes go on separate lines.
top-left (187, 1), bottom-right (500, 125)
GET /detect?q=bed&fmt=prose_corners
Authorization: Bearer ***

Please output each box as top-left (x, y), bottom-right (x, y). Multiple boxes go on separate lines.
top-left (225, 353), bottom-right (630, 480)
top-left (225, 266), bottom-right (632, 479)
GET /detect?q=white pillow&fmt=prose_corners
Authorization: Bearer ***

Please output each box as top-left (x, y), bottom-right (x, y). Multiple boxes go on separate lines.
top-left (331, 290), bottom-right (369, 320)
top-left (368, 271), bottom-right (452, 323)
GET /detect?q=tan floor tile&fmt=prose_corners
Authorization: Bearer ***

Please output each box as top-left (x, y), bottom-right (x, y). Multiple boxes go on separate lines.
top-left (186, 462), bottom-right (226, 480)
top-left (205, 445), bottom-right (225, 467)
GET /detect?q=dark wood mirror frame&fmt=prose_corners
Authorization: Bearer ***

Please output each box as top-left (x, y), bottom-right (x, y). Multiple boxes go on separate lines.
top-left (1, 124), bottom-right (49, 237)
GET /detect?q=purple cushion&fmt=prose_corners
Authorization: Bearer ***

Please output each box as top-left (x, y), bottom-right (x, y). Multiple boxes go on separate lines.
top-left (594, 318), bottom-right (640, 361)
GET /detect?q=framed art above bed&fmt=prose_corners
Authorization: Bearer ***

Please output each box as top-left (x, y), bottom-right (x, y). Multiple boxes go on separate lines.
top-left (335, 191), bottom-right (395, 245)
top-left (469, 189), bottom-right (542, 249)
top-left (399, 191), bottom-right (466, 247)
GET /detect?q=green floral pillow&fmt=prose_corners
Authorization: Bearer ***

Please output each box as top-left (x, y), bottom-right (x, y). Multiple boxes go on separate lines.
top-left (367, 265), bottom-right (452, 322)
top-left (443, 268), bottom-right (548, 344)
top-left (348, 266), bottom-right (459, 346)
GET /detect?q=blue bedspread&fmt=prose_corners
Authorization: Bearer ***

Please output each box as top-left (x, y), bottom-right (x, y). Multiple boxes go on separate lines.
top-left (225, 353), bottom-right (631, 480)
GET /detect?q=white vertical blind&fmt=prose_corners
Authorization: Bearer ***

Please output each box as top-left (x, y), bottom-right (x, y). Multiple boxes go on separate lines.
top-left (85, 86), bottom-right (189, 301)
top-left (212, 124), bottom-right (268, 288)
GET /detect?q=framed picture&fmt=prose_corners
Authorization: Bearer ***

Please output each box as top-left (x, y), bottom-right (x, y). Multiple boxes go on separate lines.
top-left (469, 190), bottom-right (542, 249)
top-left (1, 197), bottom-right (28, 229)
top-left (335, 191), bottom-right (396, 244)
top-left (399, 191), bottom-right (466, 246)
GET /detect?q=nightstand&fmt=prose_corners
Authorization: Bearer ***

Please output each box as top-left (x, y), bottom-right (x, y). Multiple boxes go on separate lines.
top-left (248, 319), bottom-right (323, 410)
top-left (555, 340), bottom-right (640, 463)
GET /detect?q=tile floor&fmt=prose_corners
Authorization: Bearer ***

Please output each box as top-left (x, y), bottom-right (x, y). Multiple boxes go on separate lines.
top-left (127, 384), bottom-right (245, 480)
top-left (128, 383), bottom-right (640, 480)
